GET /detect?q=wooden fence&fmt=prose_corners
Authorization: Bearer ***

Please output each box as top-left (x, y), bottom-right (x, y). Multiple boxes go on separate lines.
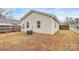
top-left (60, 25), bottom-right (69, 30)
top-left (0, 25), bottom-right (21, 33)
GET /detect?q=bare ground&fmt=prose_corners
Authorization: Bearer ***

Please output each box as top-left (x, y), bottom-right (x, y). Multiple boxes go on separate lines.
top-left (0, 30), bottom-right (79, 51)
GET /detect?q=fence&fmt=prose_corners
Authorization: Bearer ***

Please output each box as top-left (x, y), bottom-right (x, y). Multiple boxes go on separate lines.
top-left (0, 25), bottom-right (21, 33)
top-left (60, 25), bottom-right (69, 30)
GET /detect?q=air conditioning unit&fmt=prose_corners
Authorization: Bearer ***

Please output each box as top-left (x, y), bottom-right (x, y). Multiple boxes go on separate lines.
top-left (27, 30), bottom-right (33, 35)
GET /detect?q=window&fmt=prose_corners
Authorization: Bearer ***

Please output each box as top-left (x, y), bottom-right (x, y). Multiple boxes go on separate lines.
top-left (26, 22), bottom-right (29, 28)
top-left (37, 21), bottom-right (40, 28)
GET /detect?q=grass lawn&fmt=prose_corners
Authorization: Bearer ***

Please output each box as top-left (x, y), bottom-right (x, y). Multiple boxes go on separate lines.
top-left (0, 30), bottom-right (79, 51)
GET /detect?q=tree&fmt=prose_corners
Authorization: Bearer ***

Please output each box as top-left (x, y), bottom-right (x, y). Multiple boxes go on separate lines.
top-left (0, 8), bottom-right (6, 17)
top-left (63, 17), bottom-right (74, 25)
top-left (0, 8), bottom-right (14, 19)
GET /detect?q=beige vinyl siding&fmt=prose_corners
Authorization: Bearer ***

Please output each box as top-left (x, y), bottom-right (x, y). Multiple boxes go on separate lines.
top-left (21, 12), bottom-right (59, 35)
top-left (69, 24), bottom-right (79, 34)
top-left (21, 20), bottom-right (26, 32)
top-left (52, 19), bottom-right (59, 34)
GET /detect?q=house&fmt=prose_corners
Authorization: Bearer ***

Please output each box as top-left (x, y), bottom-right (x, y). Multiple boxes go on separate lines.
top-left (21, 10), bottom-right (60, 35)
top-left (0, 17), bottom-right (20, 25)
top-left (69, 18), bottom-right (79, 33)
top-left (0, 17), bottom-right (21, 33)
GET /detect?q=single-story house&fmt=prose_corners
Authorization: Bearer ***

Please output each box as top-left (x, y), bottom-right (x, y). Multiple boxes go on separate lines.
top-left (21, 10), bottom-right (60, 35)
top-left (0, 17), bottom-right (21, 33)
top-left (0, 17), bottom-right (20, 25)
top-left (69, 18), bottom-right (79, 33)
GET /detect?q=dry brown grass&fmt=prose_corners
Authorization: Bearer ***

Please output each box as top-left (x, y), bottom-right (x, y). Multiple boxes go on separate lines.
top-left (0, 30), bottom-right (79, 51)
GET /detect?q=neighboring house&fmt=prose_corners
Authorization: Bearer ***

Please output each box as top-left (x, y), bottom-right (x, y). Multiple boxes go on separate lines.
top-left (0, 17), bottom-right (20, 25)
top-left (21, 10), bottom-right (60, 35)
top-left (69, 18), bottom-right (79, 33)
top-left (0, 17), bottom-right (21, 33)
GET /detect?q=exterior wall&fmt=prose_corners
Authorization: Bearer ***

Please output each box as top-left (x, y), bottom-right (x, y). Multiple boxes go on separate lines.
top-left (52, 20), bottom-right (59, 34)
top-left (21, 20), bottom-right (25, 32)
top-left (21, 12), bottom-right (59, 35)
top-left (69, 24), bottom-right (79, 34)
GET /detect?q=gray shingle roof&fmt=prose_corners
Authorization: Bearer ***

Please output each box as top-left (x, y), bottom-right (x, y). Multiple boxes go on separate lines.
top-left (21, 9), bottom-right (60, 23)
top-left (0, 17), bottom-right (20, 25)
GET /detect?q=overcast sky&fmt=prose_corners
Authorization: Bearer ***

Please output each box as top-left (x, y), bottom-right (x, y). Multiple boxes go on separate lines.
top-left (10, 8), bottom-right (79, 21)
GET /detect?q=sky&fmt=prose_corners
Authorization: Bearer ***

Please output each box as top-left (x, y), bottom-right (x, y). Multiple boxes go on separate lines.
top-left (9, 8), bottom-right (79, 22)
